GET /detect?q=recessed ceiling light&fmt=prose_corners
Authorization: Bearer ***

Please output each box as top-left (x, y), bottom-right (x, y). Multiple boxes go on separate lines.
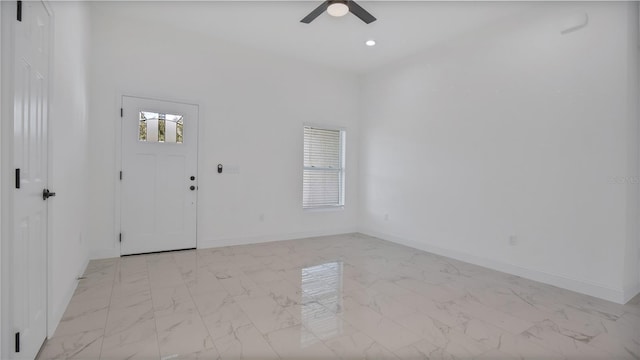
top-left (365, 40), bottom-right (376, 47)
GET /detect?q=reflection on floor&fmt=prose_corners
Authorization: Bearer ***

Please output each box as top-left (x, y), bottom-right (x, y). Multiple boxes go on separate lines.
top-left (38, 233), bottom-right (640, 359)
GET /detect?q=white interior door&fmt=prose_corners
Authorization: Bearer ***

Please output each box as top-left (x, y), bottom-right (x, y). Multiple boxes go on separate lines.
top-left (11, 1), bottom-right (51, 358)
top-left (121, 96), bottom-right (198, 255)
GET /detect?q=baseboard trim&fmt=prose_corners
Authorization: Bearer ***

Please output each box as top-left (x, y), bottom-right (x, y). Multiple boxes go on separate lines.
top-left (623, 281), bottom-right (640, 304)
top-left (90, 228), bottom-right (359, 260)
top-left (359, 228), bottom-right (627, 304)
top-left (198, 227), bottom-right (359, 249)
top-left (47, 256), bottom-right (90, 337)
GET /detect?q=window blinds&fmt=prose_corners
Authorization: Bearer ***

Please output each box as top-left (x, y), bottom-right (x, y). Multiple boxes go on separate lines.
top-left (303, 127), bottom-right (344, 208)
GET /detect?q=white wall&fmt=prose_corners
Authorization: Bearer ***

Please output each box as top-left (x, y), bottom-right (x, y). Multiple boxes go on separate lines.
top-left (624, 2), bottom-right (640, 300)
top-left (359, 2), bottom-right (640, 304)
top-left (48, 1), bottom-right (92, 335)
top-left (0, 2), bottom-right (4, 357)
top-left (88, 3), bottom-right (360, 258)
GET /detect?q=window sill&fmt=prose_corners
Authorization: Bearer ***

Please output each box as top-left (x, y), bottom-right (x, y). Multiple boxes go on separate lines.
top-left (303, 206), bottom-right (345, 213)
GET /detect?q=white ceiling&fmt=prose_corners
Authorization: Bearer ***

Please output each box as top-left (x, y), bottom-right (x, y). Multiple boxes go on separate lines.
top-left (101, 1), bottom-right (531, 73)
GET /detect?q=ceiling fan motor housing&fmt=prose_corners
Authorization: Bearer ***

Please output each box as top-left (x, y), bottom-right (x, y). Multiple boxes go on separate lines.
top-left (301, 0), bottom-right (376, 24)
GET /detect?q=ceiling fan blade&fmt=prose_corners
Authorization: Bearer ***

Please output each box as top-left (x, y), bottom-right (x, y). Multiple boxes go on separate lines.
top-left (348, 0), bottom-right (376, 24)
top-left (301, 1), bottom-right (330, 24)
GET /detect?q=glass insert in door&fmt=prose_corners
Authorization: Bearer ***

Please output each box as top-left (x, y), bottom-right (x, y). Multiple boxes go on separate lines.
top-left (139, 111), bottom-right (184, 144)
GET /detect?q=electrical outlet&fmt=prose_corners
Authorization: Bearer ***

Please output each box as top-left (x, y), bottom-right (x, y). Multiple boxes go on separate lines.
top-left (509, 235), bottom-right (518, 246)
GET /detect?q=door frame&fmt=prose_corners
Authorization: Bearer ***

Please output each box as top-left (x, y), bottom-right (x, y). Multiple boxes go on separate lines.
top-left (115, 95), bottom-right (201, 256)
top-left (0, 0), bottom-right (55, 357)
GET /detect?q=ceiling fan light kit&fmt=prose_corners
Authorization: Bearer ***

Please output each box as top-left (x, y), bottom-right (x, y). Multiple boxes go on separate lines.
top-left (301, 0), bottom-right (377, 24)
top-left (327, 2), bottom-right (349, 17)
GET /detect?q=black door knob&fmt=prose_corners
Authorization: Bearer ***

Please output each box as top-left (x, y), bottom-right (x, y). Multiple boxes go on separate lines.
top-left (190, 176), bottom-right (195, 181)
top-left (190, 185), bottom-right (195, 191)
top-left (43, 188), bottom-right (56, 200)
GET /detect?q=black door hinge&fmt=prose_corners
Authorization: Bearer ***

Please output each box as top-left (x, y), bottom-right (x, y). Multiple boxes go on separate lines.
top-left (15, 332), bottom-right (20, 353)
top-left (119, 233), bottom-right (122, 243)
top-left (17, 1), bottom-right (22, 22)
top-left (119, 171), bottom-right (123, 180)
top-left (15, 168), bottom-right (20, 189)
top-left (120, 108), bottom-right (123, 117)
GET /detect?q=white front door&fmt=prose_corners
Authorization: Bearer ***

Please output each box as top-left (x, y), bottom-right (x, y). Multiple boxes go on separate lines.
top-left (120, 96), bottom-right (199, 255)
top-left (11, 1), bottom-right (51, 358)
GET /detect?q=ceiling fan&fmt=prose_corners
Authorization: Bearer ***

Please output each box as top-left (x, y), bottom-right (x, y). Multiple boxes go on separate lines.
top-left (301, 0), bottom-right (377, 24)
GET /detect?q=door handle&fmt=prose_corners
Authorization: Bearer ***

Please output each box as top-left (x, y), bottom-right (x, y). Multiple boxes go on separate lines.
top-left (43, 188), bottom-right (56, 200)
top-left (190, 186), bottom-right (196, 191)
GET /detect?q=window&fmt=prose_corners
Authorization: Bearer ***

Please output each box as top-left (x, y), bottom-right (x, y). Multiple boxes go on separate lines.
top-left (139, 111), bottom-right (184, 144)
top-left (303, 126), bottom-right (345, 208)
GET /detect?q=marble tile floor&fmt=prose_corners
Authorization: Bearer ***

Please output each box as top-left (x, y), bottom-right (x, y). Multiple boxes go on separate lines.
top-left (38, 233), bottom-right (640, 359)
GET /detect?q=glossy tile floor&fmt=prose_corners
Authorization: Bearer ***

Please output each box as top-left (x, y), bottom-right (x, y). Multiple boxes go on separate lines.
top-left (39, 233), bottom-right (639, 359)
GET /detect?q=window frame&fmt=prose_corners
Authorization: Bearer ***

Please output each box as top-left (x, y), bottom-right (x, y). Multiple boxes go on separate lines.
top-left (302, 124), bottom-right (346, 210)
